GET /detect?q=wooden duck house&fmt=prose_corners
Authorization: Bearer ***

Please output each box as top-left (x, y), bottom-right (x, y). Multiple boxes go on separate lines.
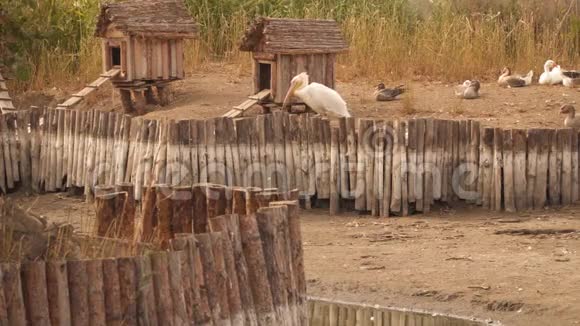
top-left (95, 0), bottom-right (197, 113)
top-left (227, 18), bottom-right (348, 117)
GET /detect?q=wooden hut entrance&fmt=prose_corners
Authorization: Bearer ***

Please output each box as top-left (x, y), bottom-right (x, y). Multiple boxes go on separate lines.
top-left (258, 62), bottom-right (272, 90)
top-left (110, 46), bottom-right (121, 66)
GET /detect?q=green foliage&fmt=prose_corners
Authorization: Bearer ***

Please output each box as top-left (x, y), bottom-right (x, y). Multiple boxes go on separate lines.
top-left (1, 0), bottom-right (578, 91)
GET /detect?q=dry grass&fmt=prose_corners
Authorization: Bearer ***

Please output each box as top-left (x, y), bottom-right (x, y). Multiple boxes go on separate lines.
top-left (2, 0), bottom-right (579, 95)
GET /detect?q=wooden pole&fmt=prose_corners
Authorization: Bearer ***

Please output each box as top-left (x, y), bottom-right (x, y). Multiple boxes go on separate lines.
top-left (1, 263), bottom-right (26, 326)
top-left (330, 127), bottom-right (340, 214)
top-left (141, 185), bottom-right (158, 242)
top-left (102, 258), bottom-right (122, 326)
top-left (269, 201), bottom-right (306, 325)
top-left (116, 183), bottom-right (136, 240)
top-left (150, 252), bottom-right (174, 326)
top-left (354, 119), bottom-right (369, 211)
top-left (209, 217), bottom-right (246, 325)
top-left (86, 260), bottom-right (106, 326)
top-left (210, 213), bottom-right (258, 325)
top-left (21, 261), bottom-right (50, 326)
top-left (390, 120), bottom-right (402, 214)
top-left (238, 210), bottom-right (276, 324)
top-left (480, 127), bottom-right (494, 209)
top-left (338, 118), bottom-right (349, 199)
top-left (193, 184), bottom-right (209, 233)
top-left (407, 119), bottom-right (417, 206)
top-left (207, 184), bottom-right (227, 219)
top-left (46, 261), bottom-right (71, 326)
top-left (67, 260), bottom-right (89, 326)
top-left (549, 129), bottom-right (561, 206)
top-left (0, 265), bottom-right (7, 325)
top-left (372, 121), bottom-right (385, 217)
top-left (210, 232), bottom-right (234, 324)
top-left (415, 118), bottom-right (425, 211)
top-left (381, 121), bottom-right (394, 217)
top-left (492, 128), bottom-right (503, 211)
top-left (560, 128), bottom-right (573, 205)
top-left (256, 206), bottom-right (293, 325)
top-left (423, 119), bottom-right (434, 213)
top-left (503, 129), bottom-right (516, 212)
top-left (172, 185), bottom-right (194, 234)
top-left (189, 237), bottom-right (213, 324)
top-left (572, 130), bottom-right (579, 202)
top-left (156, 184), bottom-right (173, 246)
top-left (167, 251), bottom-right (188, 325)
top-left (95, 192), bottom-right (126, 237)
top-left (534, 129), bottom-right (550, 209)
top-left (117, 257), bottom-right (138, 326)
top-left (135, 255), bottom-right (159, 326)
top-left (513, 129), bottom-right (528, 211)
top-left (469, 120), bottom-right (481, 204)
top-left (196, 233), bottom-right (228, 325)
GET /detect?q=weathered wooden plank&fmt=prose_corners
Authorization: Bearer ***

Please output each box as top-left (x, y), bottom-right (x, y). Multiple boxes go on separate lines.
top-left (330, 127), bottom-right (340, 214)
top-left (526, 129), bottom-right (539, 208)
top-left (533, 129), bottom-right (550, 209)
top-left (503, 129), bottom-right (515, 212)
top-left (423, 119), bottom-right (435, 212)
top-left (415, 118), bottom-right (425, 211)
top-left (560, 128), bottom-right (573, 205)
top-left (480, 127), bottom-right (494, 209)
top-left (492, 128), bottom-right (503, 211)
top-left (372, 120), bottom-right (385, 217)
top-left (549, 129), bottom-right (561, 206)
top-left (572, 131), bottom-right (579, 202)
top-left (273, 111), bottom-right (288, 191)
top-left (469, 120), bottom-right (481, 204)
top-left (513, 129), bottom-right (528, 211)
top-left (390, 120), bottom-right (402, 214)
top-left (407, 119), bottom-right (417, 205)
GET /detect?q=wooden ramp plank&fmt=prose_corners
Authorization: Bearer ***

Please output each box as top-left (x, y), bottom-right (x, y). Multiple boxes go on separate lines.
top-left (224, 89), bottom-right (271, 118)
top-left (0, 73), bottom-right (16, 113)
top-left (56, 68), bottom-right (121, 109)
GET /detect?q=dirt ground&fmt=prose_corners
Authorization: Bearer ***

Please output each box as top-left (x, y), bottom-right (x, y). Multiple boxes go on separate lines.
top-left (11, 192), bottom-right (580, 326)
top-left (14, 63), bottom-right (579, 128)
top-left (9, 65), bottom-right (580, 325)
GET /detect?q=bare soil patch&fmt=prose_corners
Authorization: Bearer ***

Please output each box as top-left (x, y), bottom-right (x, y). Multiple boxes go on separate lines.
top-left (301, 205), bottom-right (580, 326)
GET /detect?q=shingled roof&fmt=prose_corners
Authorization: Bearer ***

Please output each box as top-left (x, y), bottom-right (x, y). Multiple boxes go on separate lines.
top-left (95, 0), bottom-right (197, 38)
top-left (239, 17), bottom-right (348, 54)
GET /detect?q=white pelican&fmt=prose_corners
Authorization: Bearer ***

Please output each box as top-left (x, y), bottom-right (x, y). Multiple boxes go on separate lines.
top-left (539, 60), bottom-right (563, 85)
top-left (282, 72), bottom-right (351, 118)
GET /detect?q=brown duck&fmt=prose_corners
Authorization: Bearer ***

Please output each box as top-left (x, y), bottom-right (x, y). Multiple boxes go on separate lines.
top-left (374, 83), bottom-right (405, 101)
top-left (560, 104), bottom-right (580, 130)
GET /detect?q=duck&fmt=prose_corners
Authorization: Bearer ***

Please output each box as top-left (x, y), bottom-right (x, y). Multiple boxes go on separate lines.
top-left (560, 104), bottom-right (580, 130)
top-left (374, 83), bottom-right (405, 101)
top-left (561, 70), bottom-right (580, 88)
top-left (455, 80), bottom-right (480, 99)
top-left (497, 67), bottom-right (533, 88)
top-left (539, 60), bottom-right (563, 85)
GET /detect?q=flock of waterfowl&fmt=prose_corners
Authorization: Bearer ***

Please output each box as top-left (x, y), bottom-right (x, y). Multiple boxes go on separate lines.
top-left (283, 59), bottom-right (578, 124)
top-left (372, 59), bottom-right (579, 128)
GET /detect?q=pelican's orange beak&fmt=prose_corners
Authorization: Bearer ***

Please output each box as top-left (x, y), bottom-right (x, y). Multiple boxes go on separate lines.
top-left (282, 80), bottom-right (299, 108)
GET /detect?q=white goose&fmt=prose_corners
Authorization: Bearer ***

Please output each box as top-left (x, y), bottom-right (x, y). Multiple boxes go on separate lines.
top-left (539, 60), bottom-right (563, 85)
top-left (283, 72), bottom-right (351, 118)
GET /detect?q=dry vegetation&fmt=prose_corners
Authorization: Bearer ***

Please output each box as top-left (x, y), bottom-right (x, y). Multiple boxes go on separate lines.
top-left (1, 0), bottom-right (579, 94)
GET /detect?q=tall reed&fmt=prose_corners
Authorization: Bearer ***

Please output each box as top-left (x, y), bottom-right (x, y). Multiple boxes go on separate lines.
top-left (2, 0), bottom-right (578, 94)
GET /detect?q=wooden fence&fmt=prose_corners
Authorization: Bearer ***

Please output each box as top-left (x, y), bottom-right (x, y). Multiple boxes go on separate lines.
top-left (1, 108), bottom-right (579, 214)
top-left (307, 298), bottom-right (497, 326)
top-left (0, 186), bottom-right (306, 325)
